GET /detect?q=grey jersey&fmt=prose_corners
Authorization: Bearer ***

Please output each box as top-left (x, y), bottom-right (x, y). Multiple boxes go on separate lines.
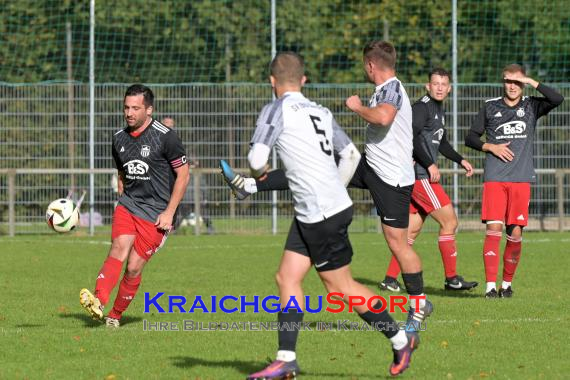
top-left (250, 92), bottom-right (353, 223)
top-left (413, 95), bottom-right (446, 180)
top-left (112, 119), bottom-right (187, 222)
top-left (474, 96), bottom-right (551, 183)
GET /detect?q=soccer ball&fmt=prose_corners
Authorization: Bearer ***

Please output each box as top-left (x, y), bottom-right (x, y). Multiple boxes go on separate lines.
top-left (46, 198), bottom-right (80, 233)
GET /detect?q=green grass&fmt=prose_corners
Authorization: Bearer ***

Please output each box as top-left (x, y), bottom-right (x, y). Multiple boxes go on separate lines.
top-left (1, 231), bottom-right (568, 379)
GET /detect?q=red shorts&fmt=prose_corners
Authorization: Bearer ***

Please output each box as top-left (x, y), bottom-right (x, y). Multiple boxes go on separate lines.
top-left (111, 205), bottom-right (169, 261)
top-left (481, 182), bottom-right (531, 226)
top-left (409, 179), bottom-right (451, 214)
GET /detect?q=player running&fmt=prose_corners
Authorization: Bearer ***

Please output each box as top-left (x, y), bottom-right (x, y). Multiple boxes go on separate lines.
top-left (465, 64), bottom-right (563, 298)
top-left (379, 68), bottom-right (478, 293)
top-left (79, 84), bottom-right (190, 327)
top-left (245, 51), bottom-right (420, 379)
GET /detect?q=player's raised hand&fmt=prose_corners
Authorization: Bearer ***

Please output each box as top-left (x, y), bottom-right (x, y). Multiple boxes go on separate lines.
top-left (155, 211), bottom-right (174, 231)
top-left (345, 95), bottom-right (362, 112)
top-left (504, 72), bottom-right (538, 87)
top-left (460, 159), bottom-right (474, 177)
top-left (427, 164), bottom-right (440, 183)
top-left (490, 142), bottom-right (514, 162)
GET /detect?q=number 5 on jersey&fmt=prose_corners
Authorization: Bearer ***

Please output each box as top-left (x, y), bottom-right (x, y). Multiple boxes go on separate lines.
top-left (309, 115), bottom-right (332, 156)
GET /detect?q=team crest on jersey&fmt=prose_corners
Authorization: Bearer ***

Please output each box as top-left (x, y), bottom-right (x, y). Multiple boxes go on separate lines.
top-left (516, 108), bottom-right (525, 117)
top-left (141, 145), bottom-right (150, 157)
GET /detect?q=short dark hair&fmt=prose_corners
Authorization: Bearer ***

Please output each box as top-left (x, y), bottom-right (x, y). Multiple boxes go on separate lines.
top-left (363, 40), bottom-right (396, 70)
top-left (429, 67), bottom-right (451, 81)
top-left (503, 63), bottom-right (526, 76)
top-left (124, 84), bottom-right (154, 108)
top-left (270, 52), bottom-right (305, 85)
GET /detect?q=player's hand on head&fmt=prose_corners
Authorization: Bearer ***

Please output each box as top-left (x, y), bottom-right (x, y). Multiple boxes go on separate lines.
top-left (345, 95), bottom-right (362, 112)
top-left (504, 72), bottom-right (529, 85)
top-left (461, 159), bottom-right (474, 177)
top-left (427, 164), bottom-right (440, 183)
top-left (491, 142), bottom-right (514, 162)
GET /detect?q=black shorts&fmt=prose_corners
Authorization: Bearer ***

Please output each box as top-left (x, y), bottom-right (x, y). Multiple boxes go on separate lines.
top-left (284, 206), bottom-right (354, 272)
top-left (349, 155), bottom-right (413, 229)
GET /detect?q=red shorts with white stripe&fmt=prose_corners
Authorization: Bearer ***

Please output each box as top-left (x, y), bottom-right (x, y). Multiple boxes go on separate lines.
top-left (409, 179), bottom-right (451, 215)
top-left (481, 182), bottom-right (531, 226)
top-left (111, 205), bottom-right (169, 261)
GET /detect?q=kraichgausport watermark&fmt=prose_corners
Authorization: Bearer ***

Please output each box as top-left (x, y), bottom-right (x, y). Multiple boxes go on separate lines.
top-left (144, 292), bottom-right (426, 314)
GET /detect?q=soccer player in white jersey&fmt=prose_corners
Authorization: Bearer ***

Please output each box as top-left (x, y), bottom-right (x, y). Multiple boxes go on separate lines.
top-left (244, 52), bottom-right (420, 379)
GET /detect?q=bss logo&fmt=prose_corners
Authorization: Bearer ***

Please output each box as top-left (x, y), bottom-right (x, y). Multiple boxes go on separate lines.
top-left (124, 160), bottom-right (149, 175)
top-left (495, 121), bottom-right (526, 135)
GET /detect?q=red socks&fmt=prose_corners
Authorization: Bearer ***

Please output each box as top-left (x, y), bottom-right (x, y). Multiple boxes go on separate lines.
top-left (483, 230), bottom-right (502, 282)
top-left (438, 234), bottom-right (458, 278)
top-left (108, 274), bottom-right (142, 320)
top-left (503, 236), bottom-right (522, 282)
top-left (94, 257), bottom-right (123, 305)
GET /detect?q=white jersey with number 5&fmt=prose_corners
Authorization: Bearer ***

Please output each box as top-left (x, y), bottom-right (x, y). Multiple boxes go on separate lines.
top-left (250, 91), bottom-right (352, 223)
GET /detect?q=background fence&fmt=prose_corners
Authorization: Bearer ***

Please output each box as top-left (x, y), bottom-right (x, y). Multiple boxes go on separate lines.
top-left (0, 1), bottom-right (569, 235)
top-left (0, 84), bottom-right (568, 235)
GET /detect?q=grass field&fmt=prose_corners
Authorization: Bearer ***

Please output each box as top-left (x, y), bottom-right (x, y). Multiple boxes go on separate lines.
top-left (1, 231), bottom-right (568, 379)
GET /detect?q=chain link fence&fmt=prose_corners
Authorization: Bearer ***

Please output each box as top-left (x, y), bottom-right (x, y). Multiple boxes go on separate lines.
top-left (1, 84), bottom-right (568, 235)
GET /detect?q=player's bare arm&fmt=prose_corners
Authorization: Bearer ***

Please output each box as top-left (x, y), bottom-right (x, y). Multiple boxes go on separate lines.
top-left (117, 170), bottom-right (125, 196)
top-left (346, 95), bottom-right (397, 127)
top-left (155, 163), bottom-right (190, 230)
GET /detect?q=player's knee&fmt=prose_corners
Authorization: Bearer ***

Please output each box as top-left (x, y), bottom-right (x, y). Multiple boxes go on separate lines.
top-left (441, 216), bottom-right (458, 234)
top-left (125, 262), bottom-right (143, 277)
top-left (275, 270), bottom-right (298, 288)
top-left (506, 224), bottom-right (523, 238)
top-left (386, 237), bottom-right (407, 256)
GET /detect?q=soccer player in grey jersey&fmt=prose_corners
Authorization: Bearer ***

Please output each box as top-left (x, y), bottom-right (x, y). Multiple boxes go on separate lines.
top-left (80, 84), bottom-right (190, 326)
top-left (465, 64), bottom-right (563, 298)
top-left (244, 52), bottom-right (420, 379)
top-left (380, 68), bottom-right (478, 292)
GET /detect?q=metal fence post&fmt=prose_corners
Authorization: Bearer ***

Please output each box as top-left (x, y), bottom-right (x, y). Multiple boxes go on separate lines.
top-left (557, 170), bottom-right (565, 232)
top-left (8, 170), bottom-right (16, 237)
top-left (194, 169), bottom-right (201, 236)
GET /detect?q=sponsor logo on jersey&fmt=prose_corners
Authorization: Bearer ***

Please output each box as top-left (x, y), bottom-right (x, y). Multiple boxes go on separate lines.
top-left (120, 146), bottom-right (125, 152)
top-left (494, 112), bottom-right (502, 118)
top-left (123, 159), bottom-right (150, 180)
top-left (494, 121), bottom-right (527, 139)
top-left (141, 145), bottom-right (150, 157)
top-left (432, 128), bottom-right (444, 143)
top-left (516, 108), bottom-right (525, 117)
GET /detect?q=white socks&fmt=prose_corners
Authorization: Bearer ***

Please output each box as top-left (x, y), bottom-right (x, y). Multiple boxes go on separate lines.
top-left (486, 282), bottom-right (496, 293)
top-left (243, 177), bottom-right (258, 194)
top-left (390, 330), bottom-right (408, 350)
top-left (276, 350), bottom-right (296, 362)
top-left (501, 281), bottom-right (511, 289)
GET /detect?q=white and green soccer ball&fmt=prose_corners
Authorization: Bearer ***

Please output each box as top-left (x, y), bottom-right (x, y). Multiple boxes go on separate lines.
top-left (46, 198), bottom-right (80, 233)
